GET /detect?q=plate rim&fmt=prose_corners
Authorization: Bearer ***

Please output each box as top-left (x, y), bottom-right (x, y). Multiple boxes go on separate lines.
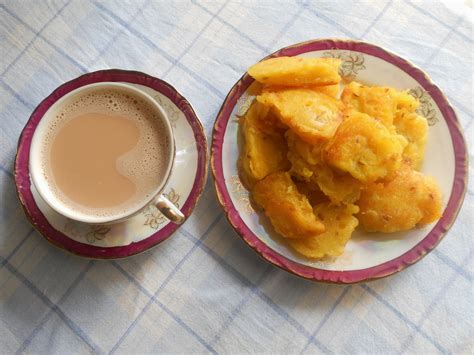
top-left (14, 69), bottom-right (208, 259)
top-left (210, 38), bottom-right (468, 284)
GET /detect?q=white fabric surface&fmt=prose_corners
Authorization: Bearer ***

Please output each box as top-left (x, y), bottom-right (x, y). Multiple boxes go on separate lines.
top-left (0, 0), bottom-right (473, 353)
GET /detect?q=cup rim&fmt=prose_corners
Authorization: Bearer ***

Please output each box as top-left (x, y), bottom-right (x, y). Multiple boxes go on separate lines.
top-left (29, 81), bottom-right (176, 224)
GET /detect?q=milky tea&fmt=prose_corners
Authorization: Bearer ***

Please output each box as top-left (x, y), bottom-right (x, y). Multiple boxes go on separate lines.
top-left (40, 88), bottom-right (171, 218)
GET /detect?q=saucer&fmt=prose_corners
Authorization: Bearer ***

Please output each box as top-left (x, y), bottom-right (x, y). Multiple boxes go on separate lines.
top-left (15, 69), bottom-right (207, 259)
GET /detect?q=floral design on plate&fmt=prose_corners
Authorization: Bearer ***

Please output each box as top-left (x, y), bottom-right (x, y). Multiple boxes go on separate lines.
top-left (235, 94), bottom-right (255, 117)
top-left (143, 188), bottom-right (180, 229)
top-left (229, 175), bottom-right (254, 214)
top-left (211, 39), bottom-right (467, 283)
top-left (409, 86), bottom-right (439, 126)
top-left (322, 50), bottom-right (366, 81)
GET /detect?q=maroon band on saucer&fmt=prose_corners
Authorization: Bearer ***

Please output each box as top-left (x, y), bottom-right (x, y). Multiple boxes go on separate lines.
top-left (15, 69), bottom-right (208, 259)
top-left (211, 39), bottom-right (468, 284)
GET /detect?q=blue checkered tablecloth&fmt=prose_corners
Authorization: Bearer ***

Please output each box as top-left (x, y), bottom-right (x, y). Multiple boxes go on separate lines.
top-left (1, 0), bottom-right (473, 353)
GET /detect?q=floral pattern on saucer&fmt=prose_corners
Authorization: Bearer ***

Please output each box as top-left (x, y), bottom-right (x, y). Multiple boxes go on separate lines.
top-left (15, 69), bottom-right (207, 259)
top-left (143, 189), bottom-right (180, 230)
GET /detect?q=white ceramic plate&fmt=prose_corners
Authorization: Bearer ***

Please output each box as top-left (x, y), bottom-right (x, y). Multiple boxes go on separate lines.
top-left (211, 39), bottom-right (468, 283)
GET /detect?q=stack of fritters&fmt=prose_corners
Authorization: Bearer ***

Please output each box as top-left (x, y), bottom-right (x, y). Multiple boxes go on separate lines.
top-left (239, 56), bottom-right (442, 259)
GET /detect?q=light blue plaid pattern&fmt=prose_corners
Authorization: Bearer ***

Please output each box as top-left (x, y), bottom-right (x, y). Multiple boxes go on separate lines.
top-left (1, 0), bottom-right (473, 353)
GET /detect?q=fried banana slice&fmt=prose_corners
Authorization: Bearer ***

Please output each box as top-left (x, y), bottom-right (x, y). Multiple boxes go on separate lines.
top-left (240, 101), bottom-right (289, 187)
top-left (394, 111), bottom-right (428, 169)
top-left (257, 88), bottom-right (344, 143)
top-left (294, 180), bottom-right (329, 206)
top-left (325, 111), bottom-right (407, 182)
top-left (358, 165), bottom-right (442, 232)
top-left (252, 172), bottom-right (325, 239)
top-left (311, 84), bottom-right (340, 98)
top-left (286, 130), bottom-right (361, 204)
top-left (286, 130), bottom-right (324, 166)
top-left (396, 90), bottom-right (420, 112)
top-left (343, 84), bottom-right (427, 169)
top-left (341, 81), bottom-right (399, 128)
top-left (263, 84), bottom-right (340, 98)
top-left (287, 203), bottom-right (359, 258)
top-left (394, 91), bottom-right (428, 169)
top-left (248, 56), bottom-right (341, 87)
top-left (314, 165), bottom-right (361, 204)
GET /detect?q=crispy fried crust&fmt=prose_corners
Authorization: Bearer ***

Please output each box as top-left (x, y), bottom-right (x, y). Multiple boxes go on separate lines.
top-left (238, 61), bottom-right (443, 258)
top-left (287, 203), bottom-right (359, 258)
top-left (311, 84), bottom-right (340, 98)
top-left (342, 84), bottom-right (427, 169)
top-left (394, 92), bottom-right (428, 169)
top-left (262, 84), bottom-right (340, 99)
top-left (286, 131), bottom-right (361, 204)
top-left (312, 165), bottom-right (361, 204)
top-left (358, 165), bottom-right (442, 232)
top-left (341, 81), bottom-right (399, 128)
top-left (252, 172), bottom-right (325, 239)
top-left (257, 88), bottom-right (344, 143)
top-left (248, 57), bottom-right (341, 87)
top-left (396, 90), bottom-right (420, 112)
top-left (394, 111), bottom-right (428, 169)
top-left (294, 181), bottom-right (329, 206)
top-left (325, 111), bottom-right (407, 182)
top-left (239, 101), bottom-right (289, 187)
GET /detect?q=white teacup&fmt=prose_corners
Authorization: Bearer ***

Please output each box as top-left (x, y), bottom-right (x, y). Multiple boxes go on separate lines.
top-left (29, 82), bottom-right (185, 225)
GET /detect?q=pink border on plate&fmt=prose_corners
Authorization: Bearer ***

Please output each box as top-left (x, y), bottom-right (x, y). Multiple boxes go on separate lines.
top-left (211, 39), bottom-right (468, 283)
top-left (15, 69), bottom-right (208, 259)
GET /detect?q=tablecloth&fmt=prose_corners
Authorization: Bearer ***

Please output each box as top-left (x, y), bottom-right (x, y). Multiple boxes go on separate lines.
top-left (1, 0), bottom-right (473, 353)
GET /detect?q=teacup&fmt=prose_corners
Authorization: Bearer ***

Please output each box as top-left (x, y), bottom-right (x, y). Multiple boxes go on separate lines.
top-left (29, 82), bottom-right (185, 225)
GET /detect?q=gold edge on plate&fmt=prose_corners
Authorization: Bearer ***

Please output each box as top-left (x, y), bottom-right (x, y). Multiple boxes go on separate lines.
top-left (209, 38), bottom-right (469, 284)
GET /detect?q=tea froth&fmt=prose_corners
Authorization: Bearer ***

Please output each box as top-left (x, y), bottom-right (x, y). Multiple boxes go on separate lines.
top-left (41, 88), bottom-right (171, 217)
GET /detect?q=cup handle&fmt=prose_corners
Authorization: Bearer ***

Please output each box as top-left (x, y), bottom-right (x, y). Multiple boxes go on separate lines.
top-left (154, 195), bottom-right (185, 224)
